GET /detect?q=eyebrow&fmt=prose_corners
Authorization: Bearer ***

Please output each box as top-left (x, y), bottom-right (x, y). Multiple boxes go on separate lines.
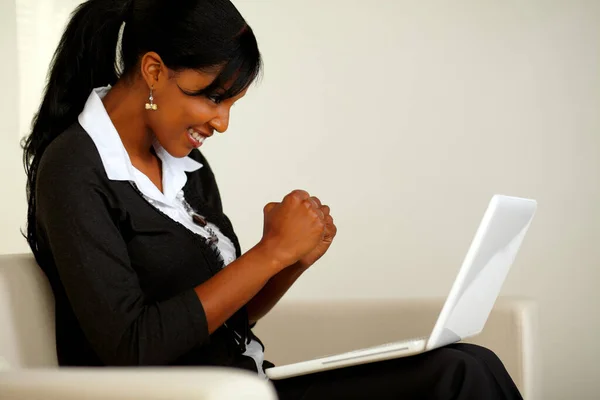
top-left (177, 83), bottom-right (207, 96)
top-left (177, 81), bottom-right (226, 96)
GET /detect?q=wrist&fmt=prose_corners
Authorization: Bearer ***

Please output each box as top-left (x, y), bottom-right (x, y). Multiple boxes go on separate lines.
top-left (291, 260), bottom-right (311, 272)
top-left (252, 239), bottom-right (290, 273)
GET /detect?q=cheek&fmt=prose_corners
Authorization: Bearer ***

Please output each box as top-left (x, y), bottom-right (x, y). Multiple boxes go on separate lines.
top-left (185, 100), bottom-right (215, 124)
top-left (163, 99), bottom-right (214, 129)
top-left (153, 100), bottom-right (188, 132)
top-left (153, 109), bottom-right (182, 136)
top-left (147, 97), bottom-right (215, 146)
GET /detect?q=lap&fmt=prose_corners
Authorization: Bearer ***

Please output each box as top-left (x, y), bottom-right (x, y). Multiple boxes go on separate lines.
top-left (272, 343), bottom-right (521, 400)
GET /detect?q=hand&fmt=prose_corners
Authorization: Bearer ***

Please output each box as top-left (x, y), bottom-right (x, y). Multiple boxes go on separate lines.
top-left (295, 197), bottom-right (337, 270)
top-left (260, 190), bottom-right (326, 268)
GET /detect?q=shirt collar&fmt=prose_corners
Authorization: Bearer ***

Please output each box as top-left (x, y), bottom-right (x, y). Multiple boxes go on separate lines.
top-left (78, 85), bottom-right (203, 204)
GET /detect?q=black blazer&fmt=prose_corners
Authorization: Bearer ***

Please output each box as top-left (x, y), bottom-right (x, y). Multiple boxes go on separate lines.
top-left (34, 122), bottom-right (264, 371)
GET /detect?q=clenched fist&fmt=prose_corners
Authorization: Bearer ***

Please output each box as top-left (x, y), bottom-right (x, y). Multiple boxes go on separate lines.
top-left (260, 190), bottom-right (326, 267)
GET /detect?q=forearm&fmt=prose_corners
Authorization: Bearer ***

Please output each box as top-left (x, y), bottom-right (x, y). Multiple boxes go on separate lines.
top-left (246, 262), bottom-right (308, 324)
top-left (194, 241), bottom-right (284, 334)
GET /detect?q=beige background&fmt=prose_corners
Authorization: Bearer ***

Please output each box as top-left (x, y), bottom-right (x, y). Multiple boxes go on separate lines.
top-left (2, 0), bottom-right (599, 398)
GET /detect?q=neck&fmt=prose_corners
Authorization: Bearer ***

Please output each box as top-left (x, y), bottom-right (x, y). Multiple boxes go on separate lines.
top-left (102, 80), bottom-right (155, 164)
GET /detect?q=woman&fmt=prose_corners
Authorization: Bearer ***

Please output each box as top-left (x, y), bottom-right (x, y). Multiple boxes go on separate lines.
top-left (22, 0), bottom-right (523, 398)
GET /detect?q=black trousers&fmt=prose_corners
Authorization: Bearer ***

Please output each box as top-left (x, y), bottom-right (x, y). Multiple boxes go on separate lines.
top-left (272, 343), bottom-right (523, 400)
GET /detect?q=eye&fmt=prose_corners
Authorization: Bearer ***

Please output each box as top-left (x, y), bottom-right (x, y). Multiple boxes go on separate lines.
top-left (177, 84), bottom-right (223, 103)
top-left (206, 93), bottom-right (223, 104)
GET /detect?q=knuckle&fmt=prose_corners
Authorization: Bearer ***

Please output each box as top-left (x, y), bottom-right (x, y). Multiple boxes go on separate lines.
top-left (309, 208), bottom-right (319, 218)
top-left (283, 193), bottom-right (294, 202)
top-left (286, 190), bottom-right (309, 204)
top-left (303, 199), bottom-right (314, 209)
top-left (291, 189), bottom-right (309, 198)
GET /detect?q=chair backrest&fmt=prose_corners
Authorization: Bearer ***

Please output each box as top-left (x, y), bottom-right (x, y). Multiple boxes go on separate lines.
top-left (0, 253), bottom-right (58, 368)
top-left (255, 297), bottom-right (539, 400)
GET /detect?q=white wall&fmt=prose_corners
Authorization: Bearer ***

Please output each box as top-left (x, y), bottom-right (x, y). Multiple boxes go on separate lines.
top-left (0, 0), bottom-right (26, 255)
top-left (226, 2), bottom-right (600, 398)
top-left (3, 0), bottom-right (599, 398)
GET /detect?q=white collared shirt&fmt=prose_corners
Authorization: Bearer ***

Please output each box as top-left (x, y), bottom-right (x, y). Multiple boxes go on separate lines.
top-left (78, 86), bottom-right (265, 378)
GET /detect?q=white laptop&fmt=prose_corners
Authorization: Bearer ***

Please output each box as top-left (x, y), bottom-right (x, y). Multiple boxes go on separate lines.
top-left (265, 194), bottom-right (537, 380)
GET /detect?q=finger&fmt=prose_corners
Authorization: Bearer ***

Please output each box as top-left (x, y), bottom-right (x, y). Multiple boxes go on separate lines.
top-left (263, 202), bottom-right (278, 214)
top-left (316, 207), bottom-right (325, 220)
top-left (307, 197), bottom-right (320, 210)
top-left (320, 205), bottom-right (330, 217)
top-left (286, 189), bottom-right (310, 202)
top-left (305, 199), bottom-right (323, 216)
top-left (302, 197), bottom-right (317, 210)
top-left (325, 221), bottom-right (337, 240)
top-left (304, 199), bottom-right (325, 219)
top-left (310, 196), bottom-right (322, 208)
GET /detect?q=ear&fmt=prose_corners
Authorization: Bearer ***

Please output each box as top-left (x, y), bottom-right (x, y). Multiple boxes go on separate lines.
top-left (140, 52), bottom-right (167, 90)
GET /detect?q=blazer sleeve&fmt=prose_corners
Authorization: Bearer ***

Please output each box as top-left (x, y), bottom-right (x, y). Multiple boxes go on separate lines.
top-left (36, 158), bottom-right (209, 366)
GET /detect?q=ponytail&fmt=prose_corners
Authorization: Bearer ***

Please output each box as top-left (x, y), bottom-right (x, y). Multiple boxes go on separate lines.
top-left (22, 0), bottom-right (131, 258)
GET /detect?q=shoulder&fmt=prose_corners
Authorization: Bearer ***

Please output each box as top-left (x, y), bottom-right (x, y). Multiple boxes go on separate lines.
top-left (37, 122), bottom-right (111, 200)
top-left (39, 122), bottom-right (106, 180)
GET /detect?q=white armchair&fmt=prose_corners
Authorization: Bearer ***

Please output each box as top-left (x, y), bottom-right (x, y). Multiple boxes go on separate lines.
top-left (0, 254), bottom-right (277, 400)
top-left (255, 297), bottom-right (540, 399)
top-left (0, 253), bottom-right (539, 399)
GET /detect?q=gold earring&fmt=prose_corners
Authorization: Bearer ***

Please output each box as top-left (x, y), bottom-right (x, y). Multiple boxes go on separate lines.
top-left (145, 85), bottom-right (158, 111)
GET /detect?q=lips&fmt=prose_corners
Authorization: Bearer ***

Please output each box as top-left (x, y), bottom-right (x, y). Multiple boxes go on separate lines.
top-left (187, 128), bottom-right (207, 148)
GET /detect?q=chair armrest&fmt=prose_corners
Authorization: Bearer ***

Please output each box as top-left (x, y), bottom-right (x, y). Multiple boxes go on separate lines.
top-left (0, 367), bottom-right (277, 400)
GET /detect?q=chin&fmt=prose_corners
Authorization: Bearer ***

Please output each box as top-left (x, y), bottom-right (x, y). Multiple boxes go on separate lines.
top-left (161, 143), bottom-right (192, 159)
top-left (174, 147), bottom-right (194, 158)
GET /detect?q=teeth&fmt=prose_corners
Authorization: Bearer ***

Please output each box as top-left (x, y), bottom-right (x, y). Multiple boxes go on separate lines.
top-left (188, 128), bottom-right (205, 143)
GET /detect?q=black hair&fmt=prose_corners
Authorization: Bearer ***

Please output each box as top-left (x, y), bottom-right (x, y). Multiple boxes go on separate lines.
top-left (22, 0), bottom-right (262, 259)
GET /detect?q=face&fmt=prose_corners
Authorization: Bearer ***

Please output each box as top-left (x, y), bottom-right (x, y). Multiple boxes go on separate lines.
top-left (141, 53), bottom-right (248, 158)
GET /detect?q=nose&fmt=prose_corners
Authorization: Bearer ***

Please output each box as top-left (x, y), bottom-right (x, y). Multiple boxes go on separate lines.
top-left (209, 106), bottom-right (230, 133)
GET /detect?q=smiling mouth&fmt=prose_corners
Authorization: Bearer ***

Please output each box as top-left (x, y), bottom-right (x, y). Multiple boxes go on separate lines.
top-left (187, 128), bottom-right (206, 148)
